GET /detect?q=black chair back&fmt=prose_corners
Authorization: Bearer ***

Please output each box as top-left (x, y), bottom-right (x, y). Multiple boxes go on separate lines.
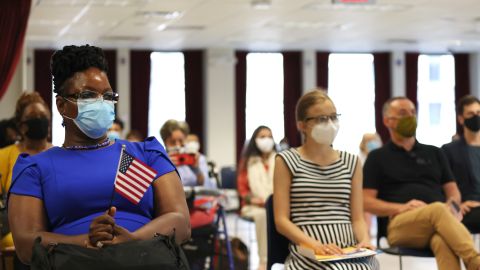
top-left (266, 195), bottom-right (290, 269)
top-left (220, 166), bottom-right (237, 189)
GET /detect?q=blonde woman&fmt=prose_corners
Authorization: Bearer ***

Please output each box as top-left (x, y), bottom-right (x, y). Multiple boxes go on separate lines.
top-left (274, 89), bottom-right (378, 269)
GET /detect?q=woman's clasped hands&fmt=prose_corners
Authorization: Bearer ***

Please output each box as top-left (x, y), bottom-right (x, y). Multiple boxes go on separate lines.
top-left (86, 206), bottom-right (137, 248)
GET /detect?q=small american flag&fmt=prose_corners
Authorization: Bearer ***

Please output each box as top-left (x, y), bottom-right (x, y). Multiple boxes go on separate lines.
top-left (114, 148), bottom-right (158, 204)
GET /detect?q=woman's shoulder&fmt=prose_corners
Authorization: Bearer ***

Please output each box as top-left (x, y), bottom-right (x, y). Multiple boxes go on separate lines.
top-left (337, 150), bottom-right (359, 162)
top-left (0, 144), bottom-right (20, 159)
top-left (116, 136), bottom-right (167, 155)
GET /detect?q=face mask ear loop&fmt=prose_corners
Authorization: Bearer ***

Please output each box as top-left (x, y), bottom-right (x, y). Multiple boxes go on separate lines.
top-left (60, 97), bottom-right (76, 127)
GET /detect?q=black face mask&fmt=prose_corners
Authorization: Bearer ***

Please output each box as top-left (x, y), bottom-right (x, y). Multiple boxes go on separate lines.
top-left (23, 117), bottom-right (49, 140)
top-left (464, 115), bottom-right (480, 132)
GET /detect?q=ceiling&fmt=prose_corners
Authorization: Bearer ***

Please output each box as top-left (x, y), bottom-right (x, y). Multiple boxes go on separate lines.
top-left (26, 0), bottom-right (480, 52)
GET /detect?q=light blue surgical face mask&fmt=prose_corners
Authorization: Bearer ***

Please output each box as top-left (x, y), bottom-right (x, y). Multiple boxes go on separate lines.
top-left (366, 140), bottom-right (381, 152)
top-left (107, 131), bottom-right (121, 141)
top-left (64, 99), bottom-right (115, 139)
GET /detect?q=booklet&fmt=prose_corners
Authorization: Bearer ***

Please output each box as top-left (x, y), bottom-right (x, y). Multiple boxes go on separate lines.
top-left (297, 246), bottom-right (377, 262)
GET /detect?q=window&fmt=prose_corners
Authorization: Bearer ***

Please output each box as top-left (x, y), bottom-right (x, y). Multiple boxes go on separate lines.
top-left (246, 53), bottom-right (284, 142)
top-left (416, 54), bottom-right (456, 147)
top-left (148, 52), bottom-right (186, 140)
top-left (328, 53), bottom-right (376, 154)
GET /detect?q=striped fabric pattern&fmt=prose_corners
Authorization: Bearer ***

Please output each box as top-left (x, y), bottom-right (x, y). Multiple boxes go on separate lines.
top-left (278, 149), bottom-right (379, 270)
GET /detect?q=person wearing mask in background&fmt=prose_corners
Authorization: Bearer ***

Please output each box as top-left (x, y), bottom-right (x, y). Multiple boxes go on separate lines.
top-left (442, 95), bottom-right (480, 233)
top-left (107, 118), bottom-right (124, 142)
top-left (358, 133), bottom-right (383, 237)
top-left (274, 90), bottom-right (377, 270)
top-left (0, 92), bottom-right (53, 270)
top-left (0, 118), bottom-right (18, 148)
top-left (185, 133), bottom-right (216, 189)
top-left (126, 129), bottom-right (143, 142)
top-left (237, 125), bottom-right (276, 270)
top-left (160, 120), bottom-right (209, 187)
top-left (364, 97), bottom-right (480, 270)
top-left (359, 133), bottom-right (382, 165)
top-left (0, 92), bottom-right (53, 250)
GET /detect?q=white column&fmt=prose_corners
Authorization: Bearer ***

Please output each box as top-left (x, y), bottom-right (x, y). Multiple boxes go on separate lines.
top-left (302, 50), bottom-right (316, 94)
top-left (116, 48), bottom-right (131, 135)
top-left (26, 47), bottom-right (34, 92)
top-left (205, 48), bottom-right (236, 168)
top-left (470, 52), bottom-right (480, 98)
top-left (391, 50), bottom-right (406, 97)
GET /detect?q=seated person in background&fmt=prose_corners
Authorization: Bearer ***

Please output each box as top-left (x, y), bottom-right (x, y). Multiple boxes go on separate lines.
top-left (160, 119), bottom-right (209, 187)
top-left (0, 92), bottom-right (53, 250)
top-left (358, 132), bottom-right (383, 236)
top-left (275, 89), bottom-right (377, 270)
top-left (107, 118), bottom-right (124, 141)
top-left (237, 125), bottom-right (277, 270)
top-left (358, 133), bottom-right (382, 165)
top-left (363, 96), bottom-right (480, 270)
top-left (0, 118), bottom-right (18, 148)
top-left (126, 129), bottom-right (143, 142)
top-left (9, 45), bottom-right (190, 265)
top-left (185, 133), bottom-right (216, 188)
top-left (442, 95), bottom-right (480, 233)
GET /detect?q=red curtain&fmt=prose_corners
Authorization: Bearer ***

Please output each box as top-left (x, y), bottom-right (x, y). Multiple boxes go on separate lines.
top-left (184, 50), bottom-right (205, 149)
top-left (34, 50), bottom-right (56, 110)
top-left (235, 51), bottom-right (248, 163)
top-left (0, 0), bottom-right (32, 100)
top-left (405, 52), bottom-right (419, 107)
top-left (373, 53), bottom-right (392, 143)
top-left (130, 50), bottom-right (152, 139)
top-left (283, 51), bottom-right (303, 147)
top-left (316, 52), bottom-right (330, 90)
top-left (104, 50), bottom-right (117, 92)
top-left (454, 53), bottom-right (471, 134)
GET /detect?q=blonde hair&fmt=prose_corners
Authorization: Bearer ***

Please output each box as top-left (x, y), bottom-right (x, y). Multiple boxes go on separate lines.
top-left (295, 88), bottom-right (332, 122)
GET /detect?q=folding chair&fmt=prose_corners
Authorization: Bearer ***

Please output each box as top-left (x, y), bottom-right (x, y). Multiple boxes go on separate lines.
top-left (377, 217), bottom-right (435, 270)
top-left (266, 195), bottom-right (290, 270)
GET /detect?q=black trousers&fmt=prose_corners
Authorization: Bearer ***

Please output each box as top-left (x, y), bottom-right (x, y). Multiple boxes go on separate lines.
top-left (463, 206), bottom-right (480, 234)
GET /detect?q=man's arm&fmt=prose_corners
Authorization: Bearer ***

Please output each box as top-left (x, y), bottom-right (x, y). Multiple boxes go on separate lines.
top-left (363, 189), bottom-right (426, 217)
top-left (443, 181), bottom-right (461, 204)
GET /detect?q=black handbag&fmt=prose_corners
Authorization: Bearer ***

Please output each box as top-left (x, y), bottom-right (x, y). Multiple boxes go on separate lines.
top-left (31, 233), bottom-right (190, 270)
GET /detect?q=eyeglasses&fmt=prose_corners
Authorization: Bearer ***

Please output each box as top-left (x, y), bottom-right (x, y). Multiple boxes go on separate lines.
top-left (305, 114), bottom-right (341, 124)
top-left (63, 90), bottom-right (119, 104)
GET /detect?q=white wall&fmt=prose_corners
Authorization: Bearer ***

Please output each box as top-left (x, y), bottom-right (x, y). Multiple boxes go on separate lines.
top-left (471, 52), bottom-right (480, 98)
top-left (391, 50), bottom-right (406, 97)
top-left (116, 48), bottom-right (131, 135)
top-left (302, 50), bottom-right (317, 93)
top-left (205, 48), bottom-right (236, 168)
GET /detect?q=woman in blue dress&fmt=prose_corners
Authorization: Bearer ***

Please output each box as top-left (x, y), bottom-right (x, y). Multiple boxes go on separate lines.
top-left (8, 45), bottom-right (191, 264)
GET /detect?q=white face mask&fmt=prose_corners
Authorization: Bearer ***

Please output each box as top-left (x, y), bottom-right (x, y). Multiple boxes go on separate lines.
top-left (255, 137), bottom-right (275, 153)
top-left (185, 141), bottom-right (200, 154)
top-left (311, 120), bottom-right (339, 145)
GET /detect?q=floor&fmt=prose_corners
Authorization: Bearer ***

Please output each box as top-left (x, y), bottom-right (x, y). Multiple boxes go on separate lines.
top-left (223, 213), bottom-right (474, 270)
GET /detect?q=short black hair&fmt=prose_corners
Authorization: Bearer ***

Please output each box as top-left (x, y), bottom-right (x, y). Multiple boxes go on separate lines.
top-left (51, 44), bottom-right (109, 95)
top-left (113, 118), bottom-right (124, 130)
top-left (456, 95), bottom-right (480, 115)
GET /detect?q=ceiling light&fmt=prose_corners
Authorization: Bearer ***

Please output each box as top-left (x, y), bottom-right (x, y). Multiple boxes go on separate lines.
top-left (156, 24), bottom-right (167, 31)
top-left (137, 11), bottom-right (183, 20)
top-left (305, 2), bottom-right (410, 12)
top-left (252, 0), bottom-right (271, 10)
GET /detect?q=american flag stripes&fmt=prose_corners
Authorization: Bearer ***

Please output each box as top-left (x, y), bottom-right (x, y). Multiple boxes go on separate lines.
top-left (114, 148), bottom-right (158, 204)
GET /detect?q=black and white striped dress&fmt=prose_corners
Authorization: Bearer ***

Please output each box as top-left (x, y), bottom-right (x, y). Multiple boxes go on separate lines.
top-left (278, 149), bottom-right (379, 270)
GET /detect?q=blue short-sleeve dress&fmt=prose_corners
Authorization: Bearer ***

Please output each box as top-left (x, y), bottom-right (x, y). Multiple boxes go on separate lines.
top-left (8, 137), bottom-right (176, 235)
